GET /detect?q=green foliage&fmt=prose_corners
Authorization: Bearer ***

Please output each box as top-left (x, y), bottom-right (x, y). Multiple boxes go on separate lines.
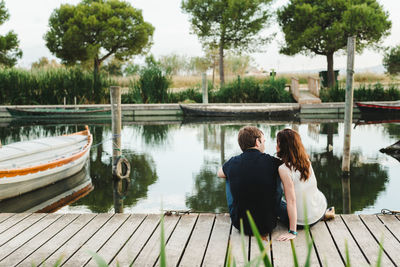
top-left (213, 77), bottom-right (293, 103)
top-left (277, 0), bottom-right (391, 87)
top-left (0, 0), bottom-right (22, 67)
top-left (133, 57), bottom-right (171, 103)
top-left (45, 0), bottom-right (154, 101)
top-left (103, 57), bottom-right (123, 76)
top-left (168, 88), bottom-right (202, 103)
top-left (383, 44), bottom-right (400, 75)
top-left (0, 67), bottom-right (111, 105)
top-left (246, 211), bottom-right (272, 267)
top-left (31, 57), bottom-right (61, 69)
top-left (181, 0), bottom-right (274, 84)
top-left (225, 54), bottom-right (253, 76)
top-left (124, 61), bottom-right (141, 76)
top-left (320, 83), bottom-right (400, 102)
top-left (159, 53), bottom-right (188, 75)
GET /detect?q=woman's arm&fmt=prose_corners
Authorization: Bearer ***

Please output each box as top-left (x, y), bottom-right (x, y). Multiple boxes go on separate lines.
top-left (277, 166), bottom-right (297, 241)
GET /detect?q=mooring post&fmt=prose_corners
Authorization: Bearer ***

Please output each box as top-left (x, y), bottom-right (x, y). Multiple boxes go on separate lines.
top-left (74, 96), bottom-right (77, 109)
top-left (341, 36), bottom-right (356, 214)
top-left (110, 86), bottom-right (123, 213)
top-left (202, 72), bottom-right (208, 104)
top-left (63, 97), bottom-right (66, 106)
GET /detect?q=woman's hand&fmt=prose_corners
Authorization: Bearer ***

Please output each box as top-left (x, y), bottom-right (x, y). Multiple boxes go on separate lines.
top-left (276, 232), bottom-right (297, 241)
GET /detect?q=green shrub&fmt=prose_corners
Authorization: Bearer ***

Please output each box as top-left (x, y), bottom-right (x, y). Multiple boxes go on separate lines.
top-left (0, 67), bottom-right (111, 105)
top-left (131, 58), bottom-right (171, 104)
top-left (320, 82), bottom-right (400, 102)
top-left (168, 88), bottom-right (202, 103)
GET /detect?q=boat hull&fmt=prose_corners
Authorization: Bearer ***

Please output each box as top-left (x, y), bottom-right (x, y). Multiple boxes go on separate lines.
top-left (6, 107), bottom-right (111, 118)
top-left (0, 127), bottom-right (92, 200)
top-left (180, 104), bottom-right (299, 118)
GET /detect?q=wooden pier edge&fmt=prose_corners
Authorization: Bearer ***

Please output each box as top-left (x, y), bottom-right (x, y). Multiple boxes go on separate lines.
top-left (0, 213), bottom-right (398, 266)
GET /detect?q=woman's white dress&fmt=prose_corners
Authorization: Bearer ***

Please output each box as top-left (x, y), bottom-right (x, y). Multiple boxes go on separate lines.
top-left (279, 163), bottom-right (327, 225)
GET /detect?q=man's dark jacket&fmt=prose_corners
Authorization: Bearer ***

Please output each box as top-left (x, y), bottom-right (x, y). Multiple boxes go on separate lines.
top-left (223, 149), bottom-right (282, 235)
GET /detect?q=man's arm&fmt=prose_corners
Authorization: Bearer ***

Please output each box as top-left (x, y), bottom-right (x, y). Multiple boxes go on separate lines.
top-left (217, 167), bottom-right (226, 178)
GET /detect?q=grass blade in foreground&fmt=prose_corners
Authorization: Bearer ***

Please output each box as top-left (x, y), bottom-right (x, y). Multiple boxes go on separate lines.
top-left (246, 211), bottom-right (272, 267)
top-left (160, 215), bottom-right (167, 267)
top-left (87, 251), bottom-right (108, 267)
top-left (240, 219), bottom-right (249, 264)
top-left (290, 240), bottom-right (299, 267)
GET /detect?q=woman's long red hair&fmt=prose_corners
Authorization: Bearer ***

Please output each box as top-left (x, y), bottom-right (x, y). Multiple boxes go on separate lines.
top-left (277, 128), bottom-right (310, 181)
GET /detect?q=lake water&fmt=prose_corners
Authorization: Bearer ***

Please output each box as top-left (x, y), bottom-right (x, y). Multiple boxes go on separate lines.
top-left (1, 118), bottom-right (400, 214)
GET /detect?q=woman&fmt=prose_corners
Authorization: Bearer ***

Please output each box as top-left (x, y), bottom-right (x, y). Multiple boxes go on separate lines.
top-left (275, 128), bottom-right (331, 241)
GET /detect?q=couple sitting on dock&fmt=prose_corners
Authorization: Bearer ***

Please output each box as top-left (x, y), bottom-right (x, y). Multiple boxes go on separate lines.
top-left (217, 126), bottom-right (334, 241)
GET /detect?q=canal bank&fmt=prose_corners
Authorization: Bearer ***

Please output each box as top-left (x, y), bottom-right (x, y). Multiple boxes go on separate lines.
top-left (0, 102), bottom-right (365, 119)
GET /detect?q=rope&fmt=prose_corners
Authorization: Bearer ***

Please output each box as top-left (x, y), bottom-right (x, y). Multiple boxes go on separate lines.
top-left (380, 208), bottom-right (400, 215)
top-left (91, 134), bottom-right (121, 148)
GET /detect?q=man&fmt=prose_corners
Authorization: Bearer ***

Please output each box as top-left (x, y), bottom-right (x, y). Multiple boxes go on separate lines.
top-left (217, 126), bottom-right (285, 235)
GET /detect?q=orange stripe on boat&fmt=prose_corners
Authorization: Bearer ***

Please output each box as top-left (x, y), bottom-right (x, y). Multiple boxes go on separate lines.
top-left (0, 127), bottom-right (92, 178)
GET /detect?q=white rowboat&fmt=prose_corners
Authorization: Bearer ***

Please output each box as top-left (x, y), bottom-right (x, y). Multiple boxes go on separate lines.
top-left (0, 126), bottom-right (92, 200)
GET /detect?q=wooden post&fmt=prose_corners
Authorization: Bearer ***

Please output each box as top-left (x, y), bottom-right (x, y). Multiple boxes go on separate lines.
top-left (110, 86), bottom-right (123, 213)
top-left (63, 97), bottom-right (66, 106)
top-left (202, 73), bottom-right (208, 104)
top-left (342, 36), bottom-right (355, 173)
top-left (341, 36), bottom-right (355, 214)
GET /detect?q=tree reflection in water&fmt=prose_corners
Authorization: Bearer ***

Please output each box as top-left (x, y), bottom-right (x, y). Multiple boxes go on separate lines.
top-left (312, 151), bottom-right (389, 214)
top-left (72, 127), bottom-right (158, 212)
top-left (185, 166), bottom-right (228, 213)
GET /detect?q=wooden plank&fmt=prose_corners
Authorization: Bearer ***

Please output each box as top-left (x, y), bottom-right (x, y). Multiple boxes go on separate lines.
top-left (63, 213), bottom-right (130, 266)
top-left (0, 213), bottom-right (61, 263)
top-left (202, 214), bottom-right (231, 267)
top-left (0, 213), bottom-right (14, 224)
top-left (85, 214), bottom-right (146, 267)
top-left (0, 213), bottom-right (46, 246)
top-left (360, 214), bottom-right (400, 265)
top-left (310, 220), bottom-right (343, 266)
top-left (19, 213), bottom-right (96, 267)
top-left (325, 216), bottom-right (368, 266)
top-left (0, 214), bottom-right (78, 266)
top-left (132, 214), bottom-right (180, 266)
top-left (110, 214), bottom-right (160, 267)
top-left (377, 214), bottom-right (400, 241)
top-left (179, 214), bottom-right (215, 267)
top-left (250, 235), bottom-right (270, 263)
top-left (0, 213), bottom-right (31, 235)
top-left (341, 214), bottom-right (394, 266)
top-left (271, 224), bottom-right (319, 267)
top-left (154, 214), bottom-right (198, 267)
top-left (43, 213), bottom-right (113, 266)
top-left (228, 227), bottom-right (249, 266)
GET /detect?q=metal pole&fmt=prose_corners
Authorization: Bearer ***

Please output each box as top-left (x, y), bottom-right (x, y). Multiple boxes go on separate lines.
top-left (202, 73), bottom-right (208, 104)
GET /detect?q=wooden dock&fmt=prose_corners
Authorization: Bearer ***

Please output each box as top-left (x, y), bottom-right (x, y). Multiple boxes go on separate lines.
top-left (0, 213), bottom-right (399, 266)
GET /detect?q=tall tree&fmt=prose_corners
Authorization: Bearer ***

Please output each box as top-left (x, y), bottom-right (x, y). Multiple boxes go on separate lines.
top-left (383, 44), bottom-right (400, 75)
top-left (277, 0), bottom-right (391, 88)
top-left (45, 0), bottom-right (154, 102)
top-left (0, 0), bottom-right (22, 67)
top-left (182, 0), bottom-right (274, 86)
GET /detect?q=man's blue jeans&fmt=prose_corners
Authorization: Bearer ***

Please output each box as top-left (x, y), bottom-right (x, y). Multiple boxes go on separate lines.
top-left (225, 179), bottom-right (289, 225)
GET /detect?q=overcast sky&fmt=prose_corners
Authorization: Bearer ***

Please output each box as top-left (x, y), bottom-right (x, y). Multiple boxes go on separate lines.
top-left (1, 0), bottom-right (399, 72)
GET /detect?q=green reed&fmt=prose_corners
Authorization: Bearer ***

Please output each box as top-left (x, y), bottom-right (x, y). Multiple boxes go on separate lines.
top-left (0, 67), bottom-right (114, 105)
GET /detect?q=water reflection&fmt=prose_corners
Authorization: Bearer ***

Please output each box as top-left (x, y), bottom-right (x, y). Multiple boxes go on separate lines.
top-left (0, 161), bottom-right (92, 213)
top-left (0, 119), bottom-right (397, 214)
top-left (185, 166), bottom-right (228, 213)
top-left (72, 149), bottom-right (158, 212)
top-left (312, 151), bottom-right (388, 214)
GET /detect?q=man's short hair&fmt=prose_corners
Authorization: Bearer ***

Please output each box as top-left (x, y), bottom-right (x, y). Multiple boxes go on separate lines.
top-left (238, 126), bottom-right (264, 151)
